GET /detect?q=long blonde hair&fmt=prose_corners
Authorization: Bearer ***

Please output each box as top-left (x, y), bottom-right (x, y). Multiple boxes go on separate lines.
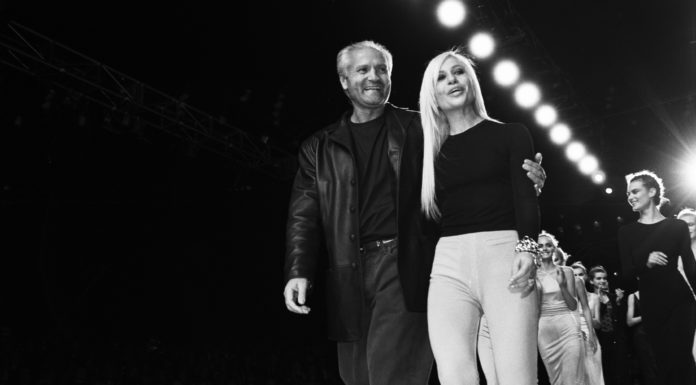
top-left (419, 50), bottom-right (493, 220)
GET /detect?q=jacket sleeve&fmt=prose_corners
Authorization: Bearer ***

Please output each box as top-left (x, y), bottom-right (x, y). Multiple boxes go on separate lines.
top-left (284, 135), bottom-right (322, 283)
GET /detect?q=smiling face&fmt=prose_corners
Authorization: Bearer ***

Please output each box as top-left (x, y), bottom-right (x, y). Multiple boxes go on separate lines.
top-left (434, 56), bottom-right (471, 113)
top-left (590, 271), bottom-right (608, 291)
top-left (339, 47), bottom-right (391, 112)
top-left (537, 235), bottom-right (556, 261)
top-left (626, 180), bottom-right (656, 212)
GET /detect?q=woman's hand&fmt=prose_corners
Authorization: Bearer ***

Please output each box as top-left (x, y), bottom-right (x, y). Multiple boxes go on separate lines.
top-left (509, 252), bottom-right (536, 296)
top-left (646, 251), bottom-right (668, 268)
top-left (588, 333), bottom-right (598, 353)
top-left (555, 267), bottom-right (567, 286)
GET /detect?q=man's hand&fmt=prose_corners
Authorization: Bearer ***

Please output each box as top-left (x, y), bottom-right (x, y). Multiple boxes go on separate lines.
top-left (523, 152), bottom-right (546, 196)
top-left (283, 278), bottom-right (311, 314)
top-left (509, 252), bottom-right (537, 296)
top-left (646, 251), bottom-right (668, 268)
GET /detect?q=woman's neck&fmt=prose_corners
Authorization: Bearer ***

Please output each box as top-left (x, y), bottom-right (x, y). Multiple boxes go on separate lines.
top-left (539, 259), bottom-right (556, 272)
top-left (445, 107), bottom-right (483, 135)
top-left (638, 206), bottom-right (665, 224)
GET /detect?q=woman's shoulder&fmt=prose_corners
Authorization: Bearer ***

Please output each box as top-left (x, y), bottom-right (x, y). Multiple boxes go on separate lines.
top-left (486, 120), bottom-right (528, 132)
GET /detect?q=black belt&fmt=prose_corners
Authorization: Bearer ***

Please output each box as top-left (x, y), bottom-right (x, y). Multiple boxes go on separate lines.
top-left (359, 237), bottom-right (397, 253)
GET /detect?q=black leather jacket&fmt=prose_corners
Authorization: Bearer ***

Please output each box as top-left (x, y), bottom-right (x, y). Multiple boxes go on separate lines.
top-left (284, 104), bottom-right (438, 341)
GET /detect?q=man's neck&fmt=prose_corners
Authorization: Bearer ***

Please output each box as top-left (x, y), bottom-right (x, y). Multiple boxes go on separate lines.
top-left (351, 105), bottom-right (386, 123)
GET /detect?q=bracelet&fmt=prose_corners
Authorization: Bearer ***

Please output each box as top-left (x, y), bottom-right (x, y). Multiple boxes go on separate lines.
top-left (515, 236), bottom-right (542, 267)
top-left (514, 236), bottom-right (541, 256)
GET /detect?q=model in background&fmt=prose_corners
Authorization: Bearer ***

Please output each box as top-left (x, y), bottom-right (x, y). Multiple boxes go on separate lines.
top-left (618, 170), bottom-right (696, 384)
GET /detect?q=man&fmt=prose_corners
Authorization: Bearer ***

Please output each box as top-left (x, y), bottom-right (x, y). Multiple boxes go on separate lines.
top-left (282, 41), bottom-right (546, 385)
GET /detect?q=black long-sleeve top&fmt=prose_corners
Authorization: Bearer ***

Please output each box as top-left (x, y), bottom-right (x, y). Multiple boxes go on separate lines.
top-left (435, 120), bottom-right (539, 239)
top-left (617, 218), bottom-right (696, 322)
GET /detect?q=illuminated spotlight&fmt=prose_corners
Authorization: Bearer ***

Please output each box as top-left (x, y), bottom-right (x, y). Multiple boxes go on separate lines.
top-left (437, 0), bottom-right (466, 28)
top-left (549, 123), bottom-right (571, 145)
top-left (469, 33), bottom-right (495, 59)
top-left (534, 105), bottom-right (557, 127)
top-left (592, 170), bottom-right (606, 184)
top-left (493, 60), bottom-right (520, 87)
top-left (578, 155), bottom-right (599, 175)
top-left (565, 141), bottom-right (586, 162)
top-left (514, 82), bottom-right (541, 109)
top-left (605, 187), bottom-right (613, 194)
top-left (682, 153), bottom-right (696, 191)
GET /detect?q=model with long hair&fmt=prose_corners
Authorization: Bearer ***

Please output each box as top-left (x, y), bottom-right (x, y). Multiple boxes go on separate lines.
top-left (420, 50), bottom-right (540, 385)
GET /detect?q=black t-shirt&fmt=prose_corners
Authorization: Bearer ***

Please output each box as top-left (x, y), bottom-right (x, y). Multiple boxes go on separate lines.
top-left (435, 120), bottom-right (539, 239)
top-left (349, 115), bottom-right (397, 243)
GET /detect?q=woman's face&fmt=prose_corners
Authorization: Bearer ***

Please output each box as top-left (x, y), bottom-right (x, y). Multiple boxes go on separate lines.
top-left (679, 213), bottom-right (696, 242)
top-left (573, 267), bottom-right (586, 281)
top-left (590, 272), bottom-right (608, 290)
top-left (537, 235), bottom-right (556, 261)
top-left (626, 180), bottom-right (655, 212)
top-left (435, 56), bottom-right (471, 113)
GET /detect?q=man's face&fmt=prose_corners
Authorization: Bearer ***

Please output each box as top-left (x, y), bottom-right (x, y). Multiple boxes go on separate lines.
top-left (679, 214), bottom-right (696, 242)
top-left (339, 47), bottom-right (391, 111)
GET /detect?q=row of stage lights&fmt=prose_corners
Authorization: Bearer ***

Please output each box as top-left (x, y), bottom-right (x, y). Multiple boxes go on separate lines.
top-left (436, 0), bottom-right (607, 186)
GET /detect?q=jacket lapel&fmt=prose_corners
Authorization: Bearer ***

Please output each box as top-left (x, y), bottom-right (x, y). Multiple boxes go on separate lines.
top-left (328, 111), bottom-right (354, 152)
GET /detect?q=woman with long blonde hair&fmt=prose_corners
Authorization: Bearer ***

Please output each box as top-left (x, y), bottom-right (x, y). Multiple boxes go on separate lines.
top-left (420, 50), bottom-right (540, 385)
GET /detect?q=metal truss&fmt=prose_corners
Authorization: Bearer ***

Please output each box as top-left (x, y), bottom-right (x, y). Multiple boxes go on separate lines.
top-left (0, 21), bottom-right (296, 181)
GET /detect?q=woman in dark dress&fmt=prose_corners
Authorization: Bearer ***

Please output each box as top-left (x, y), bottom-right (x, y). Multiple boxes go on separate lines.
top-left (626, 290), bottom-right (659, 385)
top-left (618, 170), bottom-right (696, 384)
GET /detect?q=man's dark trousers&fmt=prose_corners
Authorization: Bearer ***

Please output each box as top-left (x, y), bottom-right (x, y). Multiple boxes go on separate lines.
top-left (337, 241), bottom-right (433, 385)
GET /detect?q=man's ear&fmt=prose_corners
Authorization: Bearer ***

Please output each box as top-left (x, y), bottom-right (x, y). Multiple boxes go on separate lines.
top-left (339, 75), bottom-right (348, 91)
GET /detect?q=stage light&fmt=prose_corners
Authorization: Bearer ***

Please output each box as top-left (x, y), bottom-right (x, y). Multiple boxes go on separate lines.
top-left (565, 141), bottom-right (586, 162)
top-left (493, 60), bottom-right (520, 87)
top-left (549, 123), bottom-right (571, 145)
top-left (514, 82), bottom-right (541, 109)
top-left (534, 105), bottom-right (557, 127)
top-left (682, 154), bottom-right (696, 192)
top-left (469, 33), bottom-right (495, 59)
top-left (605, 187), bottom-right (613, 194)
top-left (592, 170), bottom-right (606, 184)
top-left (437, 0), bottom-right (466, 28)
top-left (579, 155), bottom-right (599, 175)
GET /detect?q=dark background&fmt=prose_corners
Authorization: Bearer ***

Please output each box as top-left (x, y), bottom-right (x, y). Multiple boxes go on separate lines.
top-left (0, 0), bottom-right (694, 383)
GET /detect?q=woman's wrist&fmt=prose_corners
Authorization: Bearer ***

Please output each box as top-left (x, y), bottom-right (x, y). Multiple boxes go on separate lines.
top-left (514, 236), bottom-right (541, 265)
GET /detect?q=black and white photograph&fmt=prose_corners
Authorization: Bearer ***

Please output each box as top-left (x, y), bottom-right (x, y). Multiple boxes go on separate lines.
top-left (1, 0), bottom-right (695, 384)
